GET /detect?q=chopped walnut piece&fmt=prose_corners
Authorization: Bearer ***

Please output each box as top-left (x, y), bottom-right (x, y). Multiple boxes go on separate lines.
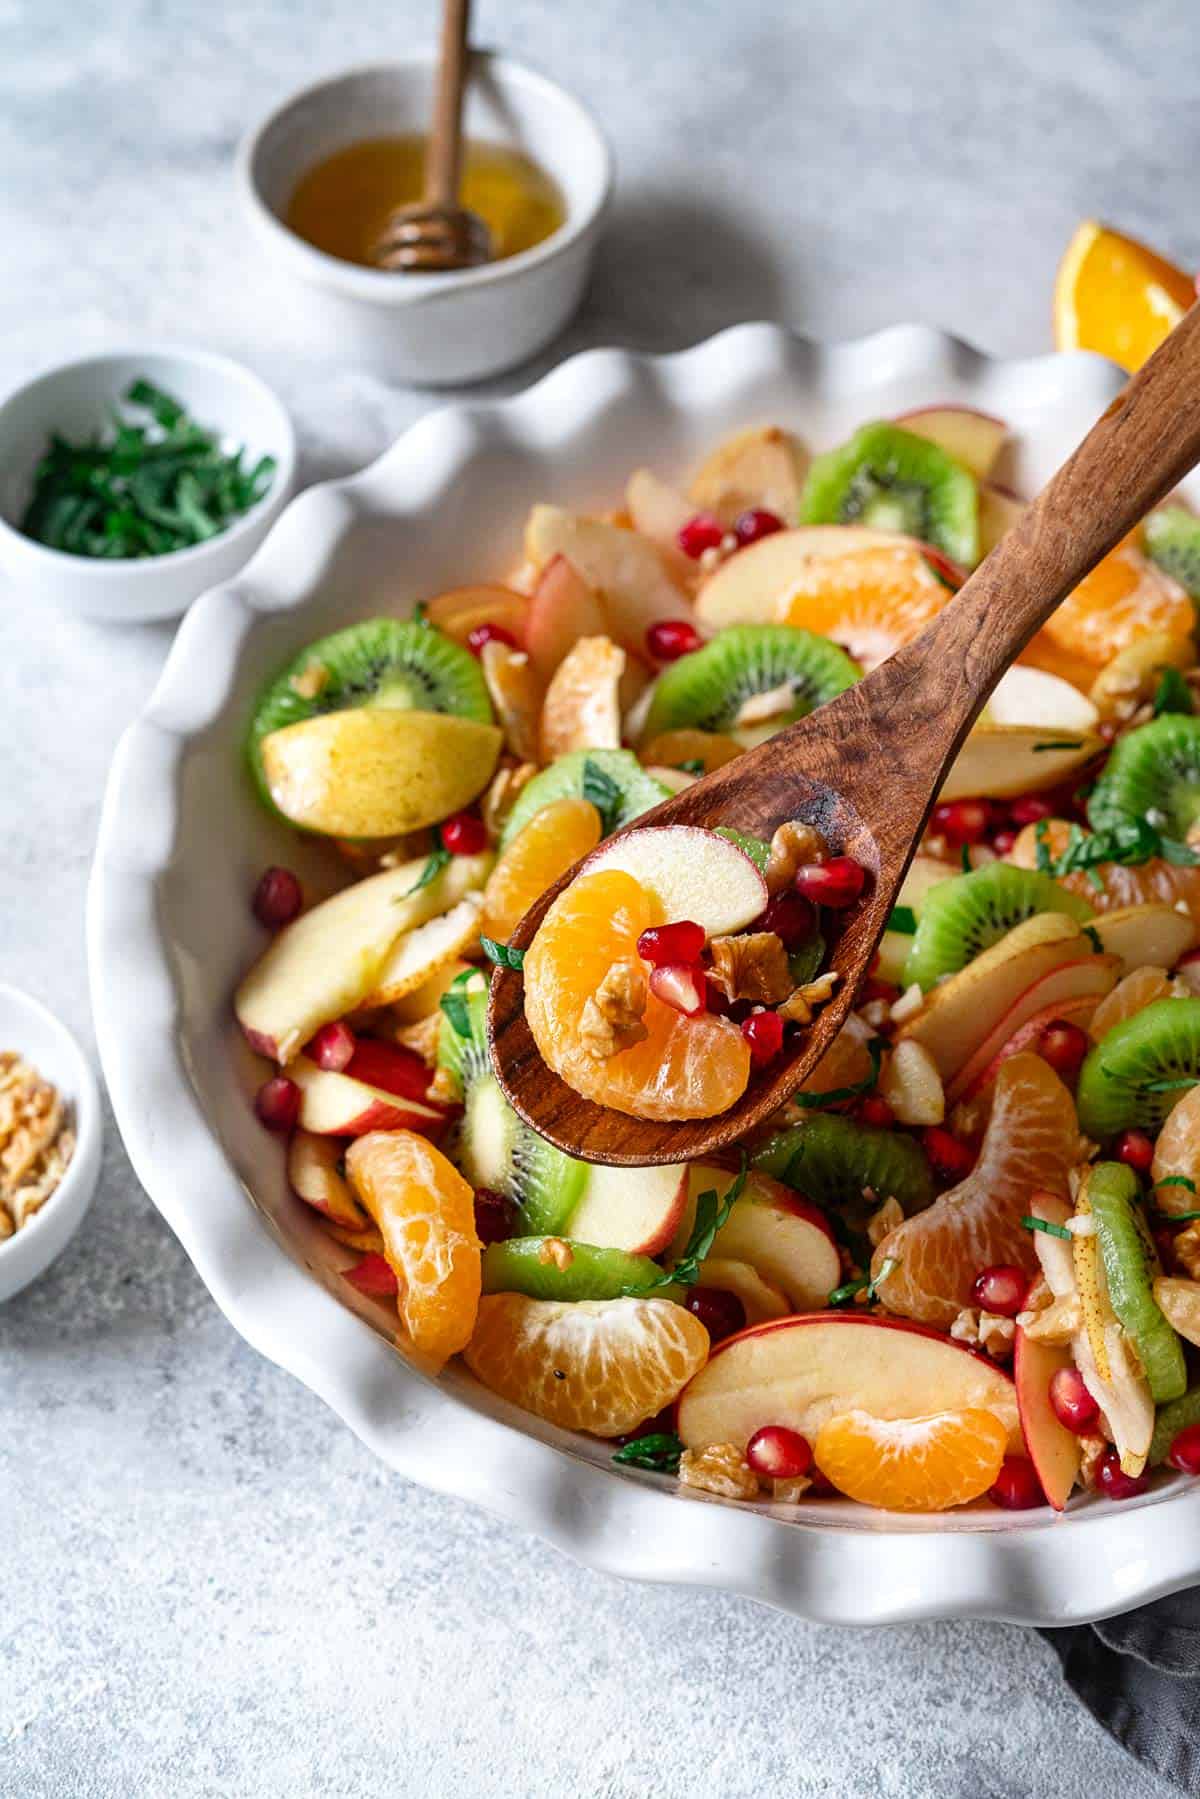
top-left (764, 821), bottom-right (828, 895)
top-left (778, 969), bottom-right (840, 1025)
top-left (289, 661), bottom-right (329, 700)
top-left (709, 932), bottom-right (793, 1005)
top-left (1174, 1221), bottom-right (1200, 1280)
top-left (1077, 1433), bottom-right (1109, 1492)
top-left (678, 1444), bottom-right (760, 1500)
top-left (867, 1195), bottom-right (904, 1248)
top-left (481, 762), bottom-right (538, 843)
top-left (977, 1312), bottom-right (1015, 1360)
top-left (579, 959), bottom-right (649, 1058)
top-left (1015, 1295), bottom-right (1081, 1345)
top-left (0, 1052), bottom-right (74, 1230)
top-left (770, 1476), bottom-right (813, 1504)
top-left (889, 983), bottom-right (925, 1025)
top-left (537, 1238), bottom-right (574, 1272)
top-left (481, 639), bottom-right (543, 763)
top-left (950, 1307), bottom-right (981, 1346)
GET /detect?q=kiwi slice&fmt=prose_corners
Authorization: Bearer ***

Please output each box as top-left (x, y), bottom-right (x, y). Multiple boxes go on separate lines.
top-left (499, 749), bottom-right (671, 850)
top-left (1087, 1161), bottom-right (1186, 1402)
top-left (1150, 1383), bottom-right (1200, 1464)
top-left (902, 864), bottom-right (1094, 990)
top-left (1144, 507), bottom-right (1200, 600)
top-left (248, 618), bottom-right (492, 804)
top-left (1076, 997), bottom-right (1200, 1140)
top-left (639, 625), bottom-right (860, 743)
top-left (1088, 714), bottom-right (1200, 840)
top-left (751, 1113), bottom-right (933, 1227)
top-left (800, 422), bottom-right (980, 568)
top-left (481, 1237), bottom-right (666, 1302)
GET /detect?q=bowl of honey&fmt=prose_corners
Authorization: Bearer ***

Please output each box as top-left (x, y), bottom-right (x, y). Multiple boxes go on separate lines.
top-left (237, 55), bottom-right (613, 386)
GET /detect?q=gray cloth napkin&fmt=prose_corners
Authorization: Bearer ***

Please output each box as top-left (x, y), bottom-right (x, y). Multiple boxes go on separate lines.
top-left (1042, 1593), bottom-right (1200, 1794)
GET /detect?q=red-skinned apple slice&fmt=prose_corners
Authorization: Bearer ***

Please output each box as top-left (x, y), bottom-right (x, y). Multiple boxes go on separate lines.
top-left (893, 406), bottom-right (1008, 480)
top-left (524, 506), bottom-right (689, 647)
top-left (956, 993), bottom-right (1104, 1104)
top-left (584, 825), bottom-right (768, 939)
top-left (1014, 1327), bottom-right (1081, 1512)
top-left (695, 1256), bottom-right (791, 1323)
top-left (677, 1312), bottom-right (1021, 1454)
top-left (561, 1162), bottom-right (688, 1257)
top-left (525, 554), bottom-right (610, 681)
top-left (343, 1038), bottom-right (440, 1106)
top-left (287, 1130), bottom-right (368, 1229)
top-left (291, 1058), bottom-right (449, 1139)
top-left (947, 956), bottom-right (1120, 1101)
top-left (675, 1166), bottom-right (839, 1312)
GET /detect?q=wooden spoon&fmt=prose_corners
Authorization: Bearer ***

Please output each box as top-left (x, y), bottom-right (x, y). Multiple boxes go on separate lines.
top-left (372, 0), bottom-right (492, 273)
top-left (489, 305), bottom-right (1200, 1166)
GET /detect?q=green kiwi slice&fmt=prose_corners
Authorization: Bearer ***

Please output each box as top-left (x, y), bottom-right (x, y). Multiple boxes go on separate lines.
top-left (1150, 1384), bottom-right (1200, 1464)
top-left (1087, 1161), bottom-right (1186, 1402)
top-left (902, 864), bottom-right (1095, 990)
top-left (499, 750), bottom-right (671, 850)
top-left (1088, 714), bottom-right (1200, 840)
top-left (247, 618), bottom-right (493, 804)
top-left (1076, 997), bottom-right (1200, 1140)
top-left (1144, 507), bottom-right (1200, 600)
top-left (639, 625), bottom-right (860, 742)
top-left (751, 1113), bottom-right (933, 1227)
top-left (800, 422), bottom-right (980, 567)
top-left (481, 1238), bottom-right (666, 1302)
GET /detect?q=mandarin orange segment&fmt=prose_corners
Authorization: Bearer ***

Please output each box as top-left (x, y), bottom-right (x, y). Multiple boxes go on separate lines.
top-left (345, 1129), bottom-right (481, 1369)
top-left (1089, 967), bottom-right (1175, 1042)
top-left (814, 1408), bottom-right (1007, 1512)
top-left (425, 583), bottom-right (529, 646)
top-left (464, 1293), bottom-right (710, 1434)
top-left (871, 1054), bottom-right (1079, 1325)
top-left (638, 728), bottom-right (744, 774)
top-left (775, 543), bottom-right (954, 669)
top-left (1036, 535), bottom-right (1193, 667)
top-left (1007, 820), bottom-right (1200, 928)
top-left (480, 796), bottom-right (602, 943)
top-left (523, 868), bottom-right (752, 1121)
top-left (1054, 221), bottom-right (1195, 372)
top-left (1152, 1086), bottom-right (1200, 1216)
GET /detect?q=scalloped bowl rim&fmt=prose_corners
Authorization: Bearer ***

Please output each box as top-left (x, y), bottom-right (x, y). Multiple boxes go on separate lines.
top-left (87, 323), bottom-right (1200, 1626)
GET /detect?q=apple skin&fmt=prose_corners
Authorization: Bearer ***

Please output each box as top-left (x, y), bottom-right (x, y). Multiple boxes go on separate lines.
top-left (892, 405), bottom-right (1007, 480)
top-left (344, 1038), bottom-right (439, 1106)
top-left (1014, 1327), bottom-right (1081, 1512)
top-left (525, 554), bottom-right (609, 681)
top-left (287, 1129), bottom-right (368, 1229)
top-left (291, 1059), bottom-right (449, 1140)
top-left (563, 1163), bottom-right (688, 1258)
top-left (956, 994), bottom-right (1103, 1104)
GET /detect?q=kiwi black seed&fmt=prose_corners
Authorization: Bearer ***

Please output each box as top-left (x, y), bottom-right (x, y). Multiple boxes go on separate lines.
top-left (1144, 507), bottom-right (1200, 600)
top-left (752, 1113), bottom-right (933, 1226)
top-left (1088, 713), bottom-right (1200, 840)
top-left (800, 421), bottom-right (980, 568)
top-left (1076, 997), bottom-right (1200, 1140)
top-left (903, 864), bottom-right (1094, 990)
top-left (640, 624), bottom-right (860, 743)
top-left (499, 749), bottom-right (672, 850)
top-left (247, 618), bottom-right (493, 803)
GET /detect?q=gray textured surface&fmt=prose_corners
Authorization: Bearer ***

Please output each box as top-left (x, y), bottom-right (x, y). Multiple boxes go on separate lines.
top-left (2, 1), bottom-right (1195, 1793)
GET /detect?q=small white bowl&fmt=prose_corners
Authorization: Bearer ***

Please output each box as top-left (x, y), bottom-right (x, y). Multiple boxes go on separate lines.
top-left (0, 985), bottom-right (101, 1304)
top-left (236, 56), bottom-right (614, 386)
top-left (0, 347), bottom-right (296, 624)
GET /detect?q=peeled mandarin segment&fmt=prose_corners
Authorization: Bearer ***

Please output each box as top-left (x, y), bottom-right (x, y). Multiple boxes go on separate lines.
top-left (1152, 1084), bottom-right (1200, 1215)
top-left (638, 728), bottom-right (744, 773)
top-left (424, 583), bottom-right (529, 646)
top-left (482, 796), bottom-right (602, 943)
top-left (871, 1054), bottom-right (1079, 1326)
top-left (1054, 221), bottom-right (1196, 372)
top-left (345, 1129), bottom-right (481, 1370)
top-left (774, 543), bottom-right (953, 668)
top-left (1038, 537), bottom-right (1193, 667)
top-left (523, 869), bottom-right (752, 1122)
top-left (463, 1293), bottom-right (710, 1435)
top-left (1089, 967), bottom-right (1173, 1041)
top-left (1007, 822), bottom-right (1200, 928)
top-left (814, 1408), bottom-right (1008, 1512)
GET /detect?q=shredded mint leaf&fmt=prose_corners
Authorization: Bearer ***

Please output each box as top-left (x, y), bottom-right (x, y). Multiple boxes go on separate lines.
top-left (887, 905), bottom-right (917, 934)
top-left (793, 1037), bottom-right (885, 1110)
top-left (581, 758), bottom-right (623, 837)
top-left (1154, 666), bottom-right (1194, 717)
top-left (1143, 1075), bottom-right (1200, 1094)
top-left (480, 935), bottom-right (525, 971)
top-left (412, 600), bottom-right (430, 625)
top-left (1021, 1215), bottom-right (1071, 1241)
top-left (439, 969), bottom-right (476, 1040)
top-left (401, 840), bottom-right (450, 897)
top-left (612, 1433), bottom-right (683, 1474)
top-left (1082, 924), bottom-right (1103, 954)
top-left (829, 1255), bottom-right (898, 1309)
top-left (1032, 739), bottom-right (1085, 753)
top-left (960, 844), bottom-right (972, 873)
top-left (1038, 818), bottom-right (1200, 879)
top-left (1157, 1175), bottom-right (1197, 1192)
top-left (626, 1157), bottom-right (748, 1294)
top-left (676, 758), bottom-right (706, 777)
top-left (1155, 1209), bottom-right (1200, 1224)
top-left (714, 827), bottom-right (771, 875)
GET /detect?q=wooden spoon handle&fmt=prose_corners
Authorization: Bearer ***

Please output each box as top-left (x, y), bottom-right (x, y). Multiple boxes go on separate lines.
top-left (425, 0), bottom-right (472, 210)
top-left (875, 300), bottom-right (1200, 771)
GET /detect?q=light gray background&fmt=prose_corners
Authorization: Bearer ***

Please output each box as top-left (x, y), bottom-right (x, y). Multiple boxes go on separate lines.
top-left (3, 2), bottom-right (1196, 1794)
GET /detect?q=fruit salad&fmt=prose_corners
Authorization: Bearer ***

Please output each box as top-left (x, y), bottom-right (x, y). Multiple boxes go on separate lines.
top-left (235, 403), bottom-right (1200, 1515)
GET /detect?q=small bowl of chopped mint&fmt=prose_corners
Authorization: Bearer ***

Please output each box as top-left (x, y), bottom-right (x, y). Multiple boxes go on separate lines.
top-left (0, 348), bottom-right (295, 622)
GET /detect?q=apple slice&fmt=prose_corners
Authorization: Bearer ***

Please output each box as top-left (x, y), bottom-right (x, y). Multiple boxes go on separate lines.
top-left (675, 1166), bottom-right (839, 1312)
top-left (424, 583), bottom-right (529, 647)
top-left (696, 1256), bottom-right (791, 1324)
top-left (236, 852), bottom-right (492, 1063)
top-left (524, 506), bottom-right (688, 646)
top-left (260, 708), bottom-right (503, 838)
top-left (561, 1161), bottom-right (688, 1257)
top-left (291, 1058), bottom-right (449, 1138)
top-left (939, 726), bottom-right (1103, 802)
top-left (947, 955), bottom-right (1120, 1101)
top-left (980, 665), bottom-right (1100, 733)
top-left (688, 425), bottom-right (810, 524)
top-left (979, 484), bottom-right (1025, 555)
top-left (625, 469), bottom-right (695, 570)
top-left (1089, 903), bottom-right (1197, 975)
top-left (695, 525), bottom-right (924, 629)
top-left (1013, 1328), bottom-right (1080, 1512)
top-left (525, 554), bottom-right (611, 681)
top-left (957, 993), bottom-right (1109, 1104)
top-left (893, 406), bottom-right (1007, 480)
top-left (362, 894), bottom-right (484, 1007)
top-left (677, 1312), bottom-right (1021, 1455)
top-left (343, 1038), bottom-right (438, 1104)
top-left (287, 1130), bottom-right (368, 1229)
top-left (585, 825), bottom-right (768, 939)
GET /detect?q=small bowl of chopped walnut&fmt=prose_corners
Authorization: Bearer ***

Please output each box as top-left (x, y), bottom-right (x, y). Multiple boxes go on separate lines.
top-left (0, 985), bottom-right (101, 1303)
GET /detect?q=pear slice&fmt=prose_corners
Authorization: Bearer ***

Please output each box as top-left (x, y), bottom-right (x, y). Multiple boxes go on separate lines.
top-left (523, 506), bottom-right (687, 640)
top-left (939, 726), bottom-right (1103, 802)
top-left (1089, 903), bottom-right (1196, 975)
top-left (687, 425), bottom-right (810, 524)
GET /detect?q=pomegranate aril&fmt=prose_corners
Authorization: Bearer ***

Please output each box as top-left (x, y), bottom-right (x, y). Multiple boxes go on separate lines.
top-left (474, 1187), bottom-right (516, 1245)
top-left (305, 1020), bottom-right (356, 1072)
top-left (1155, 1225), bottom-right (1177, 1270)
top-left (732, 508), bottom-right (784, 548)
top-left (466, 621), bottom-right (519, 656)
top-left (676, 515), bottom-right (725, 560)
top-left (637, 919), bottom-right (706, 967)
top-left (252, 865), bottom-right (302, 930)
top-left (440, 811), bottom-right (487, 856)
top-left (649, 964), bottom-right (708, 1016)
top-left (742, 1008), bottom-right (784, 1065)
top-left (1008, 793), bottom-right (1056, 827)
top-left (931, 799), bottom-right (993, 847)
top-left (255, 1075), bottom-right (301, 1133)
top-left (922, 1125), bottom-right (975, 1182)
top-left (991, 828), bottom-right (1017, 856)
top-left (989, 1457), bottom-right (1046, 1510)
top-left (1095, 1446), bottom-right (1151, 1500)
top-left (684, 1285), bottom-right (746, 1344)
top-left (1037, 1019), bottom-right (1090, 1081)
top-left (861, 976), bottom-right (900, 1006)
top-left (759, 890), bottom-right (817, 949)
top-left (856, 1094), bottom-right (895, 1129)
top-left (793, 856), bottom-right (866, 910)
top-left (1048, 1365), bottom-right (1100, 1433)
top-left (1166, 1423), bottom-right (1200, 1475)
top-left (1115, 1129), bottom-right (1155, 1174)
top-left (645, 618), bottom-right (703, 662)
top-left (343, 1252), bottom-right (399, 1298)
top-left (746, 1424), bottom-right (813, 1481)
top-left (970, 1264), bottom-right (1030, 1317)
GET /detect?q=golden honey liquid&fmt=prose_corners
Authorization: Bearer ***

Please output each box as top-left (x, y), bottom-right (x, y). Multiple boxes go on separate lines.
top-left (285, 135), bottom-right (566, 268)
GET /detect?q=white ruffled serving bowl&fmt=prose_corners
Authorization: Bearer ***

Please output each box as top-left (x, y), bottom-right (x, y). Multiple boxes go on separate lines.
top-left (88, 324), bottom-right (1200, 1626)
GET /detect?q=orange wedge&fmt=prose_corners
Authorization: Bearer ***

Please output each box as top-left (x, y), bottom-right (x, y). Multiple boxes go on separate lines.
top-left (464, 1293), bottom-right (710, 1434)
top-left (814, 1408), bottom-right (1008, 1512)
top-left (1054, 221), bottom-right (1195, 372)
top-left (523, 868), bottom-right (751, 1120)
top-left (481, 796), bottom-right (602, 943)
top-left (1031, 533), bottom-right (1192, 669)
